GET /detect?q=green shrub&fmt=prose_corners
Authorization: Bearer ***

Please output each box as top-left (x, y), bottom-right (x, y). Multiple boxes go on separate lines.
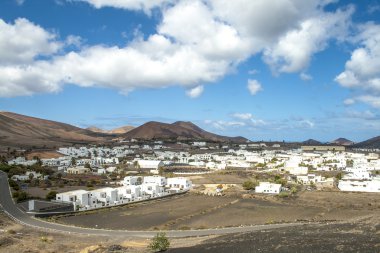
top-left (9, 179), bottom-right (20, 191)
top-left (46, 191), bottom-right (57, 200)
top-left (290, 186), bottom-right (298, 194)
top-left (16, 191), bottom-right (29, 202)
top-left (148, 232), bottom-right (170, 252)
top-left (242, 180), bottom-right (256, 190)
top-left (278, 192), bottom-right (289, 198)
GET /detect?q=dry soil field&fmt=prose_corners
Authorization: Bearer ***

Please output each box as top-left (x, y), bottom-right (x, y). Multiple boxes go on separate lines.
top-left (53, 191), bottom-right (380, 231)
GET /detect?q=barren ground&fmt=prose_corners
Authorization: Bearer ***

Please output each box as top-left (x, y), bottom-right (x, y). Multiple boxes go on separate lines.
top-left (53, 191), bottom-right (380, 231)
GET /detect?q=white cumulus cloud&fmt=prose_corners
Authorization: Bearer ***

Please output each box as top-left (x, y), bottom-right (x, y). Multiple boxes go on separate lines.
top-left (0, 0), bottom-right (358, 98)
top-left (232, 113), bottom-right (253, 120)
top-left (263, 6), bottom-right (353, 74)
top-left (335, 23), bottom-right (380, 108)
top-left (76, 0), bottom-right (175, 13)
top-left (186, 85), bottom-right (204, 98)
top-left (247, 79), bottom-right (263, 95)
top-left (0, 18), bottom-right (61, 65)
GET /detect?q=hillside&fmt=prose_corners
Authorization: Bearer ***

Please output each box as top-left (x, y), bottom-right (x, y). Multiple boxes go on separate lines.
top-left (352, 136), bottom-right (380, 149)
top-left (122, 121), bottom-right (247, 143)
top-left (86, 126), bottom-right (134, 134)
top-left (0, 112), bottom-right (247, 148)
top-left (0, 112), bottom-right (111, 148)
top-left (302, 139), bottom-right (322, 145)
top-left (330, 138), bottom-right (354, 146)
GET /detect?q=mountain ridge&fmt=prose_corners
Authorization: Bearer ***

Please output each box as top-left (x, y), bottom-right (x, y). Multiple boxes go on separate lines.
top-left (122, 121), bottom-right (247, 143)
top-left (0, 112), bottom-right (247, 148)
top-left (86, 125), bottom-right (134, 134)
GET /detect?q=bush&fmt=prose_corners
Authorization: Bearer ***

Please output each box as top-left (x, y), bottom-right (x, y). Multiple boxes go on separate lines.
top-left (15, 191), bottom-right (29, 202)
top-left (46, 191), bottom-right (57, 200)
top-left (290, 186), bottom-right (298, 194)
top-left (278, 192), bottom-right (289, 198)
top-left (242, 180), bottom-right (256, 190)
top-left (148, 232), bottom-right (170, 252)
top-left (8, 179), bottom-right (20, 191)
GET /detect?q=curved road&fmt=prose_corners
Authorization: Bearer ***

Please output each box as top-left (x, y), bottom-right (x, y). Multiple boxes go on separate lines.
top-left (0, 171), bottom-right (304, 238)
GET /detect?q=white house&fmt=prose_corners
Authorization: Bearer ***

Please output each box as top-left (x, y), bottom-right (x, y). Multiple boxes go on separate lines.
top-left (285, 166), bottom-right (308, 175)
top-left (137, 160), bottom-right (164, 170)
top-left (193, 141), bottom-right (206, 147)
top-left (255, 182), bottom-right (281, 194)
top-left (338, 178), bottom-right (380, 193)
top-left (166, 177), bottom-right (192, 191)
top-left (11, 171), bottom-right (47, 181)
top-left (122, 176), bottom-right (141, 186)
top-left (90, 188), bottom-right (120, 205)
top-left (67, 166), bottom-right (90, 174)
top-left (8, 157), bottom-right (38, 166)
top-left (297, 174), bottom-right (324, 185)
top-left (55, 190), bottom-right (93, 209)
top-left (97, 168), bottom-right (106, 174)
top-left (106, 166), bottom-right (117, 173)
top-left (116, 185), bottom-right (142, 201)
top-left (343, 171), bottom-right (372, 180)
top-left (143, 176), bottom-right (167, 186)
top-left (141, 183), bottom-right (165, 197)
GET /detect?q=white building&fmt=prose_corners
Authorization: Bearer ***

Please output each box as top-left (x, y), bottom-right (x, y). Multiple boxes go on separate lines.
top-left (8, 157), bottom-right (38, 166)
top-left (143, 176), bottom-right (167, 186)
top-left (338, 178), bottom-right (380, 193)
top-left (90, 188), bottom-right (120, 205)
top-left (137, 160), bottom-right (164, 170)
top-left (116, 185), bottom-right (142, 201)
top-left (141, 183), bottom-right (165, 197)
top-left (97, 168), bottom-right (106, 174)
top-left (56, 190), bottom-right (93, 209)
top-left (166, 177), bottom-right (192, 191)
top-left (297, 174), bottom-right (323, 185)
top-left (67, 166), bottom-right (90, 174)
top-left (255, 182), bottom-right (281, 194)
top-left (193, 141), bottom-right (206, 147)
top-left (285, 166), bottom-right (308, 175)
top-left (122, 176), bottom-right (141, 186)
top-left (11, 171), bottom-right (47, 181)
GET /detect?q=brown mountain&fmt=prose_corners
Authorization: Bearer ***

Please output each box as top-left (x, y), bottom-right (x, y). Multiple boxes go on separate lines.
top-left (86, 126), bottom-right (108, 134)
top-left (329, 138), bottom-right (354, 146)
top-left (302, 139), bottom-right (322, 145)
top-left (122, 121), bottom-right (247, 143)
top-left (353, 136), bottom-right (380, 149)
top-left (0, 112), bottom-right (111, 148)
top-left (109, 126), bottom-right (134, 134)
top-left (86, 126), bottom-right (134, 134)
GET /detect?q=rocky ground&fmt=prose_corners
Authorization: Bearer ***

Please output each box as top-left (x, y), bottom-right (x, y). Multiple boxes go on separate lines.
top-left (53, 191), bottom-right (380, 231)
top-left (168, 216), bottom-right (380, 253)
top-left (0, 211), bottom-right (379, 253)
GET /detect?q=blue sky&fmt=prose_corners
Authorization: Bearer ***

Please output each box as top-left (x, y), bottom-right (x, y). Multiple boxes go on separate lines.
top-left (0, 0), bottom-right (380, 142)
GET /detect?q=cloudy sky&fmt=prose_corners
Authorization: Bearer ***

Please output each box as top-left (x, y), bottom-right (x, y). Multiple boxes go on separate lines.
top-left (0, 0), bottom-right (380, 142)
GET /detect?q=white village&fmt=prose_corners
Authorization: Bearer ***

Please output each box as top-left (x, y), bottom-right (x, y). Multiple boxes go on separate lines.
top-left (7, 141), bottom-right (380, 214)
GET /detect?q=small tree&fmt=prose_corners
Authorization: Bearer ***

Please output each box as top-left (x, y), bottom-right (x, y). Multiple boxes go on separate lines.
top-left (71, 157), bottom-right (76, 166)
top-left (148, 232), bottom-right (170, 252)
top-left (242, 180), bottom-right (256, 190)
top-left (16, 191), bottom-right (29, 202)
top-left (46, 190), bottom-right (57, 200)
top-left (159, 167), bottom-right (165, 176)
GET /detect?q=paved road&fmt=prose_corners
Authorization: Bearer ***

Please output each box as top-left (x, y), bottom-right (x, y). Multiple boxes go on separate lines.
top-left (0, 171), bottom-right (304, 238)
